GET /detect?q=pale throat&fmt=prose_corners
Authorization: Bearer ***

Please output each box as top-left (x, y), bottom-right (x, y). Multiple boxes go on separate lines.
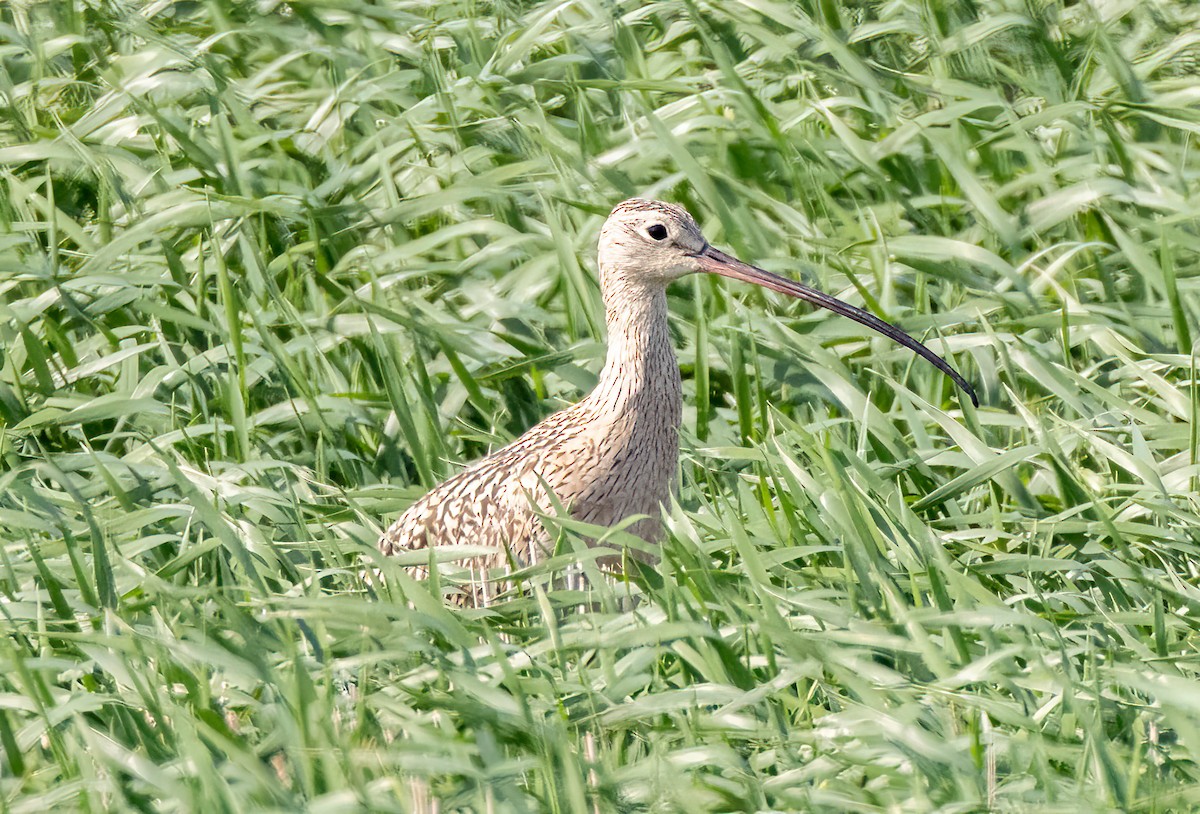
top-left (588, 276), bottom-right (681, 411)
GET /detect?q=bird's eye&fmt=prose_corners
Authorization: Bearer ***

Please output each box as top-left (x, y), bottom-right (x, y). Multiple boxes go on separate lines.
top-left (646, 223), bottom-right (668, 241)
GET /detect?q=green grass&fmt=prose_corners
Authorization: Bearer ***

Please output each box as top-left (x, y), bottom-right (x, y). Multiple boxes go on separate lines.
top-left (2, 0), bottom-right (1200, 810)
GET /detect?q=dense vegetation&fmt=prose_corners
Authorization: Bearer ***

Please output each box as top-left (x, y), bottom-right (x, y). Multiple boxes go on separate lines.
top-left (3, 0), bottom-right (1200, 809)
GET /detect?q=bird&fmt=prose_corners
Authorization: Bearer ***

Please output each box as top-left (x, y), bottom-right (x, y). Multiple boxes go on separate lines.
top-left (379, 199), bottom-right (976, 605)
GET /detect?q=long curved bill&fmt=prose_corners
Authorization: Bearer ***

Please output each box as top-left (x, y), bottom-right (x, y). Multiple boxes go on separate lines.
top-left (692, 245), bottom-right (978, 407)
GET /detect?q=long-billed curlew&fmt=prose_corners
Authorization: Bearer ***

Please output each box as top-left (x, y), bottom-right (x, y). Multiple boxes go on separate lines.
top-left (379, 199), bottom-right (976, 604)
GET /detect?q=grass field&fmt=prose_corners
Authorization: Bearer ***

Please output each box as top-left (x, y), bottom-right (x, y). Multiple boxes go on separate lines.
top-left (3, 0), bottom-right (1200, 810)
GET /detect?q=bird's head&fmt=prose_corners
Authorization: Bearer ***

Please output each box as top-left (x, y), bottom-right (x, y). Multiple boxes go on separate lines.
top-left (596, 197), bottom-right (978, 406)
top-left (597, 198), bottom-right (709, 283)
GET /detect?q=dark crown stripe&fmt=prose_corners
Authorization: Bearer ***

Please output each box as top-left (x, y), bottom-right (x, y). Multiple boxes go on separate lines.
top-left (611, 198), bottom-right (681, 217)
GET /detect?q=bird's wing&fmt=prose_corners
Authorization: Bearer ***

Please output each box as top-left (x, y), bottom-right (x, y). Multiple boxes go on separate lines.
top-left (378, 407), bottom-right (600, 562)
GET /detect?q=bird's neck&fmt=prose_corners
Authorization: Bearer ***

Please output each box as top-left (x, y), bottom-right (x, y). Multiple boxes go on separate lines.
top-left (587, 282), bottom-right (681, 413)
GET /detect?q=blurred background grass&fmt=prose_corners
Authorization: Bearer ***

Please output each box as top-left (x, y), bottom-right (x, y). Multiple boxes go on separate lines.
top-left (2, 0), bottom-right (1200, 809)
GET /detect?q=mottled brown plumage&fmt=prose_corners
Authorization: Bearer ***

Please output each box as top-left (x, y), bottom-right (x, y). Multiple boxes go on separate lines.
top-left (379, 199), bottom-right (976, 604)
